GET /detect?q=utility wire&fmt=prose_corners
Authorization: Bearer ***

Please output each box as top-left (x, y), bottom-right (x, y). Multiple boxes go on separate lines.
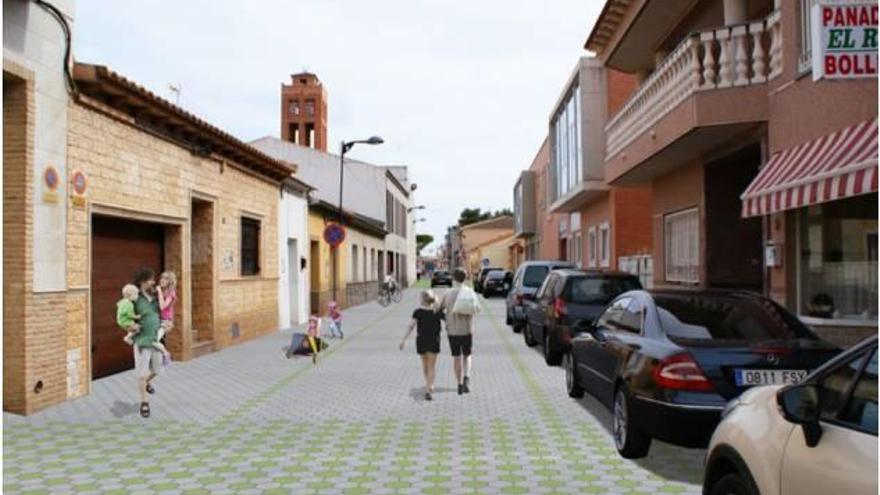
top-left (32, 0), bottom-right (79, 97)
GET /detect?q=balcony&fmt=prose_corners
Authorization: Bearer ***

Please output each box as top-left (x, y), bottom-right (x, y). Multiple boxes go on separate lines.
top-left (604, 12), bottom-right (782, 184)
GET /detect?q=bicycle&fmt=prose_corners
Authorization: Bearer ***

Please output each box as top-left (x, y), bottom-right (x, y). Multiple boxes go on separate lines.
top-left (378, 283), bottom-right (403, 307)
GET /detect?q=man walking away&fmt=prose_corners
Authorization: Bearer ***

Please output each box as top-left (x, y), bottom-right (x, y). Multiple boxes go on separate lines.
top-left (438, 268), bottom-right (479, 395)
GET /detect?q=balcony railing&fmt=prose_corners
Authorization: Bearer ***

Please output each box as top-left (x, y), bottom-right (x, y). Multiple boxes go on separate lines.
top-left (605, 11), bottom-right (782, 160)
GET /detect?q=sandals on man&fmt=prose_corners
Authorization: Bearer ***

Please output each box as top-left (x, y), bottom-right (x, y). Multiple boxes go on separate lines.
top-left (140, 402), bottom-right (150, 418)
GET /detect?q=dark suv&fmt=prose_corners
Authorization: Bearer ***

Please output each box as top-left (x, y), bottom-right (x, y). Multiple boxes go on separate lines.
top-left (505, 261), bottom-right (574, 334)
top-left (430, 270), bottom-right (452, 287)
top-left (474, 267), bottom-right (503, 293)
top-left (523, 269), bottom-right (641, 365)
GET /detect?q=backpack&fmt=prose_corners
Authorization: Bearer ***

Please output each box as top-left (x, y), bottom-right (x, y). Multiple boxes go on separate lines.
top-left (451, 287), bottom-right (478, 316)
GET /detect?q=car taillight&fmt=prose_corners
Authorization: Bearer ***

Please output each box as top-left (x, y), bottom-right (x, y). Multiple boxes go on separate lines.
top-left (652, 353), bottom-right (714, 392)
top-left (553, 297), bottom-right (567, 320)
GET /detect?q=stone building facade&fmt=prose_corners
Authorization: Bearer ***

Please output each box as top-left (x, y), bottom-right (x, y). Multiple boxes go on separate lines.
top-left (3, 61), bottom-right (293, 414)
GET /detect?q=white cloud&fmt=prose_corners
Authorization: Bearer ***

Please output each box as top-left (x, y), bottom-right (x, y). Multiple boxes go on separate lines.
top-left (74, 0), bottom-right (602, 250)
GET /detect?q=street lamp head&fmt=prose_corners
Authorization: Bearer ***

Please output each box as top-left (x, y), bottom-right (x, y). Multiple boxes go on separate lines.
top-left (366, 136), bottom-right (384, 145)
top-left (407, 205), bottom-right (426, 213)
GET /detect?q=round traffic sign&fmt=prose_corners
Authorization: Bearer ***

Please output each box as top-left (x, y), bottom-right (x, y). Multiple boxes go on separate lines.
top-left (72, 170), bottom-right (87, 195)
top-left (43, 166), bottom-right (59, 191)
top-left (323, 223), bottom-right (346, 248)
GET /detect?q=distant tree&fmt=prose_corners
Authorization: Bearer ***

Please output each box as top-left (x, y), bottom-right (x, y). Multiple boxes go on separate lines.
top-left (457, 207), bottom-right (513, 227)
top-left (416, 234), bottom-right (434, 254)
top-left (458, 208), bottom-right (491, 226)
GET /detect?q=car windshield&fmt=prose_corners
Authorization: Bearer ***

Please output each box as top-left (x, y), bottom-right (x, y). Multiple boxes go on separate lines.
top-left (522, 266), bottom-right (549, 288)
top-left (566, 276), bottom-right (641, 304)
top-left (655, 294), bottom-right (818, 344)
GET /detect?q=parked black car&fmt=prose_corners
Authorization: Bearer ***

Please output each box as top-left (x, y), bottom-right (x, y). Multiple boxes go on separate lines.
top-left (481, 270), bottom-right (510, 297)
top-left (565, 289), bottom-right (840, 459)
top-left (474, 267), bottom-right (503, 293)
top-left (506, 261), bottom-right (575, 334)
top-left (524, 269), bottom-right (641, 365)
top-left (430, 270), bottom-right (452, 287)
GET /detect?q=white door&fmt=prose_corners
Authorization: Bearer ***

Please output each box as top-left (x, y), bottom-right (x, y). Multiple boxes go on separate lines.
top-left (781, 349), bottom-right (878, 495)
top-left (288, 239), bottom-right (298, 326)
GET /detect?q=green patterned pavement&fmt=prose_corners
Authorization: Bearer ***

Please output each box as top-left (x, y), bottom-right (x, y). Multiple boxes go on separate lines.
top-left (4, 290), bottom-right (703, 494)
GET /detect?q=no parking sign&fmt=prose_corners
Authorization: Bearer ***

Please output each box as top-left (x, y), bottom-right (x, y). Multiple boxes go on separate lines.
top-left (323, 223), bottom-right (346, 248)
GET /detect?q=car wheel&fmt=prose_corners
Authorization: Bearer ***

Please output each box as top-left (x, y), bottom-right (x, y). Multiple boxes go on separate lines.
top-left (708, 473), bottom-right (757, 495)
top-left (523, 322), bottom-right (537, 347)
top-left (613, 385), bottom-right (651, 459)
top-left (564, 352), bottom-right (584, 398)
top-left (543, 332), bottom-right (562, 366)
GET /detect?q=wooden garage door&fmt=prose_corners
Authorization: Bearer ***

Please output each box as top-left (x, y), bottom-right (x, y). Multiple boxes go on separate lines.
top-left (91, 216), bottom-right (164, 379)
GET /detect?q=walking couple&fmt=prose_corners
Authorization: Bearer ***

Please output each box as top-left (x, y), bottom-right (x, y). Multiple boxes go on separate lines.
top-left (400, 268), bottom-right (479, 400)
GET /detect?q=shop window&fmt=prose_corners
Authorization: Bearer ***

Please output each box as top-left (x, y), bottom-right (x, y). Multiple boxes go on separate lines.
top-left (664, 208), bottom-right (700, 283)
top-left (241, 217), bottom-right (261, 276)
top-left (599, 222), bottom-right (610, 268)
top-left (799, 196), bottom-right (878, 322)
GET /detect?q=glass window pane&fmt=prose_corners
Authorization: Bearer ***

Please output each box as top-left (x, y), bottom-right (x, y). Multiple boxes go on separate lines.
top-left (799, 196), bottom-right (878, 321)
top-left (839, 349), bottom-right (878, 434)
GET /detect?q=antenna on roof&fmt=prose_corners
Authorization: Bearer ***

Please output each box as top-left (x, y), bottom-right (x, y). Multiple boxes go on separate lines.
top-left (168, 83), bottom-right (181, 105)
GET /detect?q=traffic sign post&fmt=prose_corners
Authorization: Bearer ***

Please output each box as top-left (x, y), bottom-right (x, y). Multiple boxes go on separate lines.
top-left (323, 223), bottom-right (346, 248)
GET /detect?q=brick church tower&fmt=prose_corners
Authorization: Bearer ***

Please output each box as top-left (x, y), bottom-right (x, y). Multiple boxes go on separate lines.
top-left (280, 72), bottom-right (328, 151)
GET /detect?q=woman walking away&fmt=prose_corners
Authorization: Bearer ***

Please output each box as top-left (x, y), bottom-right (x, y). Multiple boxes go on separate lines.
top-left (400, 290), bottom-right (443, 401)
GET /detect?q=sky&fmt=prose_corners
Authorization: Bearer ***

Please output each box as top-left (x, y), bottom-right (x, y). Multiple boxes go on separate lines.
top-left (74, 0), bottom-right (603, 254)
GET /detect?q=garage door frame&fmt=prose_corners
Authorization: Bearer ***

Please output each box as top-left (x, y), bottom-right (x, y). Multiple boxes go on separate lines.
top-left (88, 203), bottom-right (186, 382)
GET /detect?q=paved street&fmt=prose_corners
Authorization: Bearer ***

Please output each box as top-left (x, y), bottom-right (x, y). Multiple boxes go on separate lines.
top-left (4, 289), bottom-right (704, 495)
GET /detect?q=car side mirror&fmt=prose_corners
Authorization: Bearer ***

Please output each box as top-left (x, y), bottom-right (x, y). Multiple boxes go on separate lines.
top-left (777, 384), bottom-right (823, 447)
top-left (574, 320), bottom-right (604, 341)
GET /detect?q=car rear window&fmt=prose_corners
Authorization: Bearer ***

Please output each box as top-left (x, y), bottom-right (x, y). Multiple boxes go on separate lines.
top-left (434, 271), bottom-right (448, 276)
top-left (486, 272), bottom-right (505, 280)
top-left (655, 294), bottom-right (817, 344)
top-left (565, 276), bottom-right (641, 304)
top-left (522, 266), bottom-right (549, 288)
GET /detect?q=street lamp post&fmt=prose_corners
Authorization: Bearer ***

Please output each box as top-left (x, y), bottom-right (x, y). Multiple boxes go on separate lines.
top-left (333, 136), bottom-right (383, 302)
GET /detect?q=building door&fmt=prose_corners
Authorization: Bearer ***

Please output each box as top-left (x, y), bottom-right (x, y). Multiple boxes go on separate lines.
top-left (288, 239), bottom-right (299, 326)
top-left (705, 144), bottom-right (763, 290)
top-left (91, 215), bottom-right (164, 379)
top-left (309, 240), bottom-right (320, 314)
top-left (191, 198), bottom-right (214, 343)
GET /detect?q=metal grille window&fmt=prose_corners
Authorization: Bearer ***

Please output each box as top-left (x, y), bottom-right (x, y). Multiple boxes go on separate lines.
top-left (599, 222), bottom-right (611, 268)
top-left (664, 208), bottom-right (699, 283)
top-left (241, 217), bottom-right (261, 276)
top-left (587, 227), bottom-right (597, 268)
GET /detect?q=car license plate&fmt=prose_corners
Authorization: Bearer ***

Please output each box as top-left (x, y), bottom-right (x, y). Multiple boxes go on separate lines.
top-left (735, 369), bottom-right (808, 386)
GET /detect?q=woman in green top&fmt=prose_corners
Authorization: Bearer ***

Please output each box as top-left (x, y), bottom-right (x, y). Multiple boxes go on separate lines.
top-left (132, 268), bottom-right (162, 418)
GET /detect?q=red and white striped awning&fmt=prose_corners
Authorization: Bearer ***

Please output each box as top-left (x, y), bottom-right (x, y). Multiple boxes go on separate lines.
top-left (741, 118), bottom-right (878, 217)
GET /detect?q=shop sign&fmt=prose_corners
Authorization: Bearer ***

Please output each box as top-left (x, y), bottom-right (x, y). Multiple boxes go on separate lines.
top-left (812, 2), bottom-right (879, 80)
top-left (41, 165), bottom-right (61, 204)
top-left (70, 169), bottom-right (88, 208)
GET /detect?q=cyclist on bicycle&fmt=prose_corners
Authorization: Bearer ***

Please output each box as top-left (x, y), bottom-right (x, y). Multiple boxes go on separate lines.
top-left (383, 273), bottom-right (399, 295)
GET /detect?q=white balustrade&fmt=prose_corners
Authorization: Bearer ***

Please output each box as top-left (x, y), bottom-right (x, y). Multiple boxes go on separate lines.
top-left (605, 11), bottom-right (782, 160)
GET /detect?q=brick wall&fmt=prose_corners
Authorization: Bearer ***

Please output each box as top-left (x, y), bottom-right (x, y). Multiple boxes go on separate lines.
top-left (611, 186), bottom-right (653, 261)
top-left (3, 71), bottom-right (33, 414)
top-left (606, 69), bottom-right (638, 120)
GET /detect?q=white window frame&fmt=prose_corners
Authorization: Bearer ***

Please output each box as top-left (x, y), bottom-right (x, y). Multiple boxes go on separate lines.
top-left (587, 227), bottom-right (597, 268)
top-left (573, 231), bottom-right (583, 268)
top-left (599, 222), bottom-right (611, 268)
top-left (664, 208), bottom-right (700, 284)
top-left (798, 0), bottom-right (816, 74)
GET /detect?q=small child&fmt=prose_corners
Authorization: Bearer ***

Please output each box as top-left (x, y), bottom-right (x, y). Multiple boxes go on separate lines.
top-left (155, 271), bottom-right (177, 362)
top-left (400, 290), bottom-right (443, 401)
top-left (307, 315), bottom-right (321, 364)
top-left (326, 301), bottom-right (344, 339)
top-left (116, 284), bottom-right (141, 345)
